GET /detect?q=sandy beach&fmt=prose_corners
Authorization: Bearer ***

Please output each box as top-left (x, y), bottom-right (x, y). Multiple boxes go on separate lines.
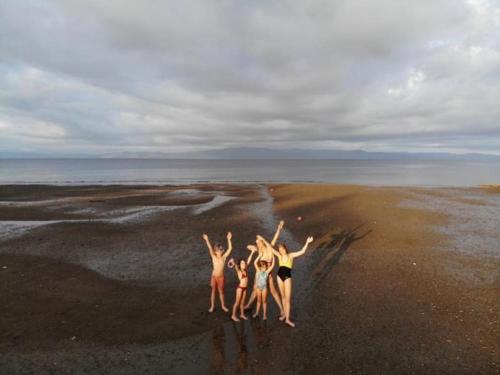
top-left (0, 183), bottom-right (498, 374)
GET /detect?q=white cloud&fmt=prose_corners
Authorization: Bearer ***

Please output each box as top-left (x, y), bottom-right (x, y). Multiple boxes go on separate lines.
top-left (0, 0), bottom-right (499, 155)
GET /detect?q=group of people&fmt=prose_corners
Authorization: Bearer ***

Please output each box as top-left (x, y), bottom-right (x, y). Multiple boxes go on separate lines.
top-left (202, 221), bottom-right (313, 328)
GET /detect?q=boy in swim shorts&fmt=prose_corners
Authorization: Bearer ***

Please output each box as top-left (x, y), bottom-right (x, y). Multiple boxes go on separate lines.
top-left (203, 232), bottom-right (233, 313)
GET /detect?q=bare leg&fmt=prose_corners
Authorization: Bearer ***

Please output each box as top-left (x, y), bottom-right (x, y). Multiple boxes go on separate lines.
top-left (277, 277), bottom-right (286, 321)
top-left (232, 289), bottom-right (242, 321)
top-left (218, 287), bottom-right (229, 312)
top-left (268, 277), bottom-right (284, 317)
top-left (244, 275), bottom-right (258, 309)
top-left (284, 279), bottom-right (294, 327)
top-left (253, 291), bottom-right (261, 318)
top-left (240, 291), bottom-right (248, 320)
top-left (209, 286), bottom-right (216, 312)
top-left (262, 289), bottom-right (268, 320)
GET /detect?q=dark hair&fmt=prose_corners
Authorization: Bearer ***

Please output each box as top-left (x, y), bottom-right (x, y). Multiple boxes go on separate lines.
top-left (234, 259), bottom-right (245, 271)
top-left (278, 243), bottom-right (288, 253)
top-left (214, 243), bottom-right (224, 251)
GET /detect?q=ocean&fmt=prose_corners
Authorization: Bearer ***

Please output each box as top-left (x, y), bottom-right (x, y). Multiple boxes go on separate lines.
top-left (0, 159), bottom-right (499, 186)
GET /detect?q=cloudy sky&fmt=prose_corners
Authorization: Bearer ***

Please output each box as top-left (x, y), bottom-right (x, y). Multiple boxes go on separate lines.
top-left (1, 0), bottom-right (499, 156)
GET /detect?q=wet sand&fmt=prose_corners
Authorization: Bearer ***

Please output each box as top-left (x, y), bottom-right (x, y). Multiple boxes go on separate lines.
top-left (268, 184), bottom-right (499, 374)
top-left (0, 184), bottom-right (498, 374)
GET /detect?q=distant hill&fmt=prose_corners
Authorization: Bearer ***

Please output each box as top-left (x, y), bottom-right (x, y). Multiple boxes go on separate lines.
top-left (99, 147), bottom-right (500, 161)
top-left (2, 147), bottom-right (499, 161)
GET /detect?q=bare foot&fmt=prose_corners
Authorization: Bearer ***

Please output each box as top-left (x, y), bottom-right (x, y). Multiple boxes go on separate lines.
top-left (208, 307), bottom-right (215, 313)
top-left (279, 314), bottom-right (286, 321)
top-left (240, 314), bottom-right (248, 320)
top-left (285, 319), bottom-right (295, 328)
top-left (263, 316), bottom-right (267, 320)
top-left (232, 315), bottom-right (240, 322)
top-left (221, 306), bottom-right (229, 313)
top-left (252, 313), bottom-right (258, 318)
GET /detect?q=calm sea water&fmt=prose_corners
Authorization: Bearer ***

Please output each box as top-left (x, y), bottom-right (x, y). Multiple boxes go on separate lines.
top-left (0, 159), bottom-right (499, 186)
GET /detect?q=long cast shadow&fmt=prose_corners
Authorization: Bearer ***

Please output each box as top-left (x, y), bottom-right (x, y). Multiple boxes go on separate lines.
top-left (310, 224), bottom-right (372, 287)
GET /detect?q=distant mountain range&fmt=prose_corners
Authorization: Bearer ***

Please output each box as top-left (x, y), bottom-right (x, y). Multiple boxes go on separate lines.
top-left (2, 147), bottom-right (500, 161)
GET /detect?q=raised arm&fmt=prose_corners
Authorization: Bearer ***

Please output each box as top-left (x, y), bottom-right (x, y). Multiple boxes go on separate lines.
top-left (233, 260), bottom-right (242, 278)
top-left (223, 232), bottom-right (233, 258)
top-left (270, 220), bottom-right (285, 246)
top-left (247, 244), bottom-right (258, 253)
top-left (266, 254), bottom-right (275, 275)
top-left (290, 236), bottom-right (314, 259)
top-left (202, 233), bottom-right (214, 257)
top-left (257, 234), bottom-right (280, 257)
top-left (253, 253), bottom-right (262, 269)
top-left (247, 247), bottom-right (256, 265)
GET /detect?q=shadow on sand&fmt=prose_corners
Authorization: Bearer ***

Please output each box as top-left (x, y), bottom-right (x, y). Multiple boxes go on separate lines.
top-left (310, 224), bottom-right (372, 287)
top-left (210, 319), bottom-right (271, 374)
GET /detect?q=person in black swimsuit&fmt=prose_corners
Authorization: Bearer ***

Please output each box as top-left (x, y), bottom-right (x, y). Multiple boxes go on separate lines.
top-left (257, 235), bottom-right (314, 327)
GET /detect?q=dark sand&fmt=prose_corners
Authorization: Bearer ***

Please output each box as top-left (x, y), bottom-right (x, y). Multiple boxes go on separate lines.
top-left (0, 184), bottom-right (498, 374)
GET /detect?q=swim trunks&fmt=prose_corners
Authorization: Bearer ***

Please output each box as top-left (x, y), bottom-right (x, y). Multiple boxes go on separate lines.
top-left (210, 275), bottom-right (224, 291)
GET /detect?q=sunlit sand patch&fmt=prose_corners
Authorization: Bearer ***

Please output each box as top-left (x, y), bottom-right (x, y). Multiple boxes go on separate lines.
top-left (480, 184), bottom-right (500, 194)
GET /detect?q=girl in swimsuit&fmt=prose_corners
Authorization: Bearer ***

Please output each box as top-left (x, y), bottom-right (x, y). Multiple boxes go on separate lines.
top-left (228, 250), bottom-right (256, 322)
top-left (257, 234), bottom-right (314, 327)
top-left (252, 253), bottom-right (275, 320)
top-left (244, 221), bottom-right (285, 319)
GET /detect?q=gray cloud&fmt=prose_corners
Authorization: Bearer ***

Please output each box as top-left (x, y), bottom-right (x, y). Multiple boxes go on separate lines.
top-left (0, 0), bottom-right (499, 155)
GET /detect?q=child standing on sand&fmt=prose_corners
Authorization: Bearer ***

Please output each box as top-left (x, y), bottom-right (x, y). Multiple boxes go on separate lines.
top-left (228, 249), bottom-right (256, 322)
top-left (203, 232), bottom-right (233, 313)
top-left (244, 220), bottom-right (285, 318)
top-left (252, 253), bottom-right (275, 320)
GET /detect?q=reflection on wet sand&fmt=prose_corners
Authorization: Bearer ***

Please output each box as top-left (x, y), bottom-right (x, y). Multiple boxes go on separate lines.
top-left (210, 326), bottom-right (225, 374)
top-left (232, 322), bottom-right (249, 373)
top-left (210, 320), bottom-right (272, 375)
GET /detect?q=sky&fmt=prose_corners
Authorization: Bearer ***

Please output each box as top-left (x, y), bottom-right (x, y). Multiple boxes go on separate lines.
top-left (0, 0), bottom-right (499, 156)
